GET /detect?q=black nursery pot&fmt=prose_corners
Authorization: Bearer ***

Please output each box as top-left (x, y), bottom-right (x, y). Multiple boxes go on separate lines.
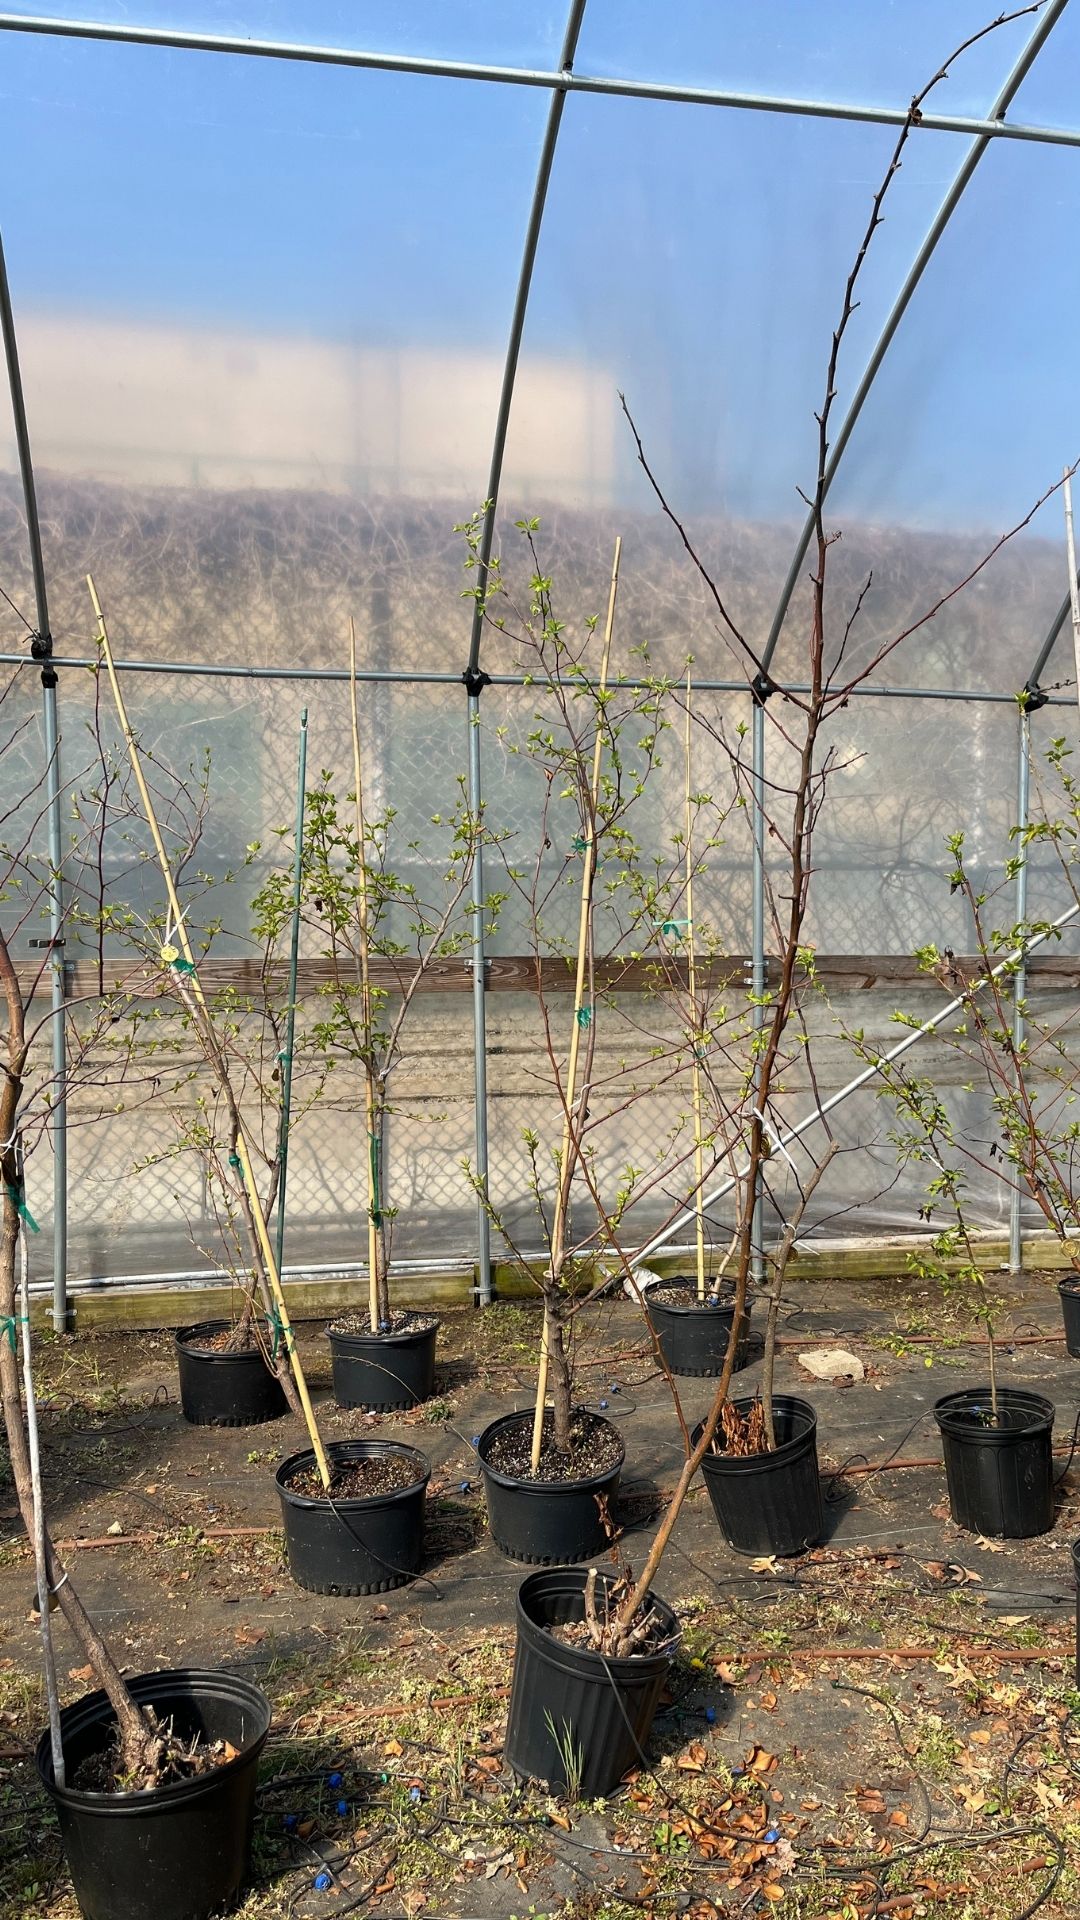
top-left (504, 1567), bottom-right (679, 1798)
top-left (175, 1321), bottom-right (287, 1428)
top-left (477, 1410), bottom-right (624, 1565)
top-left (276, 1439), bottom-right (430, 1595)
top-left (37, 1668), bottom-right (270, 1920)
top-left (934, 1387), bottom-right (1055, 1539)
top-left (327, 1316), bottom-right (438, 1411)
top-left (1059, 1281), bottom-right (1080, 1359)
top-left (644, 1277), bottom-right (752, 1378)
top-left (694, 1394), bottom-right (824, 1557)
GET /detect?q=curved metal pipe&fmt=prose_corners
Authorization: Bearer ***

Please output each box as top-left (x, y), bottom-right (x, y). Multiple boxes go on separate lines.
top-left (760, 0), bottom-right (1069, 677)
top-left (2, 14), bottom-right (1080, 152)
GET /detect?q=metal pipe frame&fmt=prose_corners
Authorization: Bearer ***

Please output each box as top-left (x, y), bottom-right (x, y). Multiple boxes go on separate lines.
top-left (635, 894), bottom-right (1080, 1270)
top-left (760, 0), bottom-right (1070, 677)
top-left (1, 651), bottom-right (1071, 704)
top-left (2, 12), bottom-right (1080, 154)
top-left (467, 691), bottom-right (492, 1304)
top-left (1008, 703), bottom-right (1031, 1273)
top-left (462, 0), bottom-right (586, 1298)
top-left (464, 0), bottom-right (587, 680)
top-left (0, 227), bottom-right (67, 1330)
top-left (749, 693), bottom-right (767, 1285)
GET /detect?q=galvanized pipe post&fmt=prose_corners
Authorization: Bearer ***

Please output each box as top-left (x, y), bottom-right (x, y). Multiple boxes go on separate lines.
top-left (1007, 703), bottom-right (1031, 1272)
top-left (749, 683), bottom-right (768, 1285)
top-left (0, 225), bottom-right (67, 1330)
top-left (274, 707), bottom-right (308, 1283)
top-left (467, 687), bottom-right (492, 1303)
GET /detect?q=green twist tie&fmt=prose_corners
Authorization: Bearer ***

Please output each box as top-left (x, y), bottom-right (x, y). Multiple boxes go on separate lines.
top-left (265, 1309), bottom-right (284, 1359)
top-left (5, 1185), bottom-right (39, 1233)
top-left (170, 957), bottom-right (196, 976)
top-left (368, 1131), bottom-right (383, 1229)
top-left (571, 835), bottom-right (588, 853)
top-left (0, 1316), bottom-right (15, 1352)
top-left (655, 918), bottom-right (691, 940)
top-left (227, 1153), bottom-right (241, 1169)
top-left (576, 1005), bottom-right (592, 1029)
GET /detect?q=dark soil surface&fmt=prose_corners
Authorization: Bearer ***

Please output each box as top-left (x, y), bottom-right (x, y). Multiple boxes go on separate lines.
top-left (6, 1279), bottom-right (1080, 1917)
top-left (178, 1324), bottom-right (258, 1354)
top-left (328, 1310), bottom-right (437, 1339)
top-left (646, 1276), bottom-right (736, 1310)
top-left (482, 1408), bottom-right (622, 1484)
top-left (72, 1713), bottom-right (228, 1793)
top-left (283, 1453), bottom-right (423, 1502)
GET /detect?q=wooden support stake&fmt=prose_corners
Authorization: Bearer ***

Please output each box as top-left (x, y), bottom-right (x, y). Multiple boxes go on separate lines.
top-left (531, 536), bottom-right (621, 1470)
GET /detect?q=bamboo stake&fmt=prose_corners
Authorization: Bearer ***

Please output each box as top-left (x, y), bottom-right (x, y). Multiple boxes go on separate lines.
top-left (531, 536), bottom-right (621, 1471)
top-left (274, 708), bottom-right (308, 1283)
top-left (348, 619), bottom-right (382, 1336)
top-left (87, 575), bottom-right (331, 1490)
top-left (1066, 472), bottom-right (1080, 708)
top-left (684, 670), bottom-right (707, 1304)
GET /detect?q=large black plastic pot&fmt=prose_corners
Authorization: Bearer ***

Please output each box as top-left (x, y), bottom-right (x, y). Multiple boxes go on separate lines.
top-left (934, 1387), bottom-right (1055, 1539)
top-left (477, 1410), bottom-right (624, 1565)
top-left (276, 1439), bottom-right (430, 1595)
top-left (644, 1277), bottom-right (752, 1378)
top-left (694, 1394), bottom-right (823, 1557)
top-left (1059, 1281), bottom-right (1080, 1359)
top-left (327, 1316), bottom-right (438, 1411)
top-left (37, 1668), bottom-right (270, 1920)
top-left (175, 1321), bottom-right (287, 1428)
top-left (504, 1567), bottom-right (679, 1797)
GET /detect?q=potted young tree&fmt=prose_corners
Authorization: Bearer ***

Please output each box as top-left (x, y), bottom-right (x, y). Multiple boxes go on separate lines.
top-left (89, 588), bottom-right (433, 1597)
top-left (0, 668), bottom-right (271, 1920)
top-left (460, 526), bottom-right (714, 1567)
top-left (264, 625), bottom-right (483, 1412)
top-left (498, 5), bottom-right (1066, 1792)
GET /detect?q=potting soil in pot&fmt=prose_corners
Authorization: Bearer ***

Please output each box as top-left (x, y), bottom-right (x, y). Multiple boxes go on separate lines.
top-left (482, 1409), bottom-right (622, 1484)
top-left (282, 1454), bottom-right (423, 1501)
top-left (328, 1309), bottom-right (437, 1338)
top-left (178, 1325), bottom-right (258, 1353)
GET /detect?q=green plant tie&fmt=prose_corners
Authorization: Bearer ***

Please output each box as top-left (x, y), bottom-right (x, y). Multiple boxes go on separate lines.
top-left (368, 1131), bottom-right (383, 1228)
top-left (228, 1153), bottom-right (241, 1169)
top-left (264, 1309), bottom-right (285, 1359)
top-left (571, 835), bottom-right (589, 853)
top-left (576, 1005), bottom-right (592, 1029)
top-left (4, 1185), bottom-right (39, 1233)
top-left (655, 917), bottom-right (691, 940)
top-left (0, 1314), bottom-right (27, 1351)
top-left (171, 957), bottom-right (196, 976)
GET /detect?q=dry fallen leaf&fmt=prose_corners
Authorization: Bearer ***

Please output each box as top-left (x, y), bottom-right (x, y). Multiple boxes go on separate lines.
top-left (678, 1741), bottom-right (708, 1772)
top-left (383, 1738), bottom-right (404, 1758)
top-left (68, 1665), bottom-right (94, 1684)
top-left (747, 1744), bottom-right (777, 1774)
top-left (233, 1625), bottom-right (265, 1647)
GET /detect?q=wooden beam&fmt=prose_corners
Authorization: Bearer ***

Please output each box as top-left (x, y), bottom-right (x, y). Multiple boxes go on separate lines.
top-left (18, 951), bottom-right (1080, 1002)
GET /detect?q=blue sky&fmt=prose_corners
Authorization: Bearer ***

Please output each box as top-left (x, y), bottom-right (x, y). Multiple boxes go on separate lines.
top-left (0, 2), bottom-right (1078, 530)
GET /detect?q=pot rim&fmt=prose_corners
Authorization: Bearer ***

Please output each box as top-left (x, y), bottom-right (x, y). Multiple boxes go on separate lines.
top-left (276, 1439), bottom-right (431, 1510)
top-left (515, 1566), bottom-right (681, 1670)
top-left (36, 1668), bottom-right (270, 1806)
top-left (643, 1276), bottom-right (739, 1315)
top-left (476, 1408), bottom-right (625, 1493)
top-left (325, 1314), bottom-right (439, 1348)
top-left (933, 1386), bottom-right (1055, 1437)
top-left (175, 1320), bottom-right (269, 1359)
top-left (692, 1393), bottom-right (817, 1469)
